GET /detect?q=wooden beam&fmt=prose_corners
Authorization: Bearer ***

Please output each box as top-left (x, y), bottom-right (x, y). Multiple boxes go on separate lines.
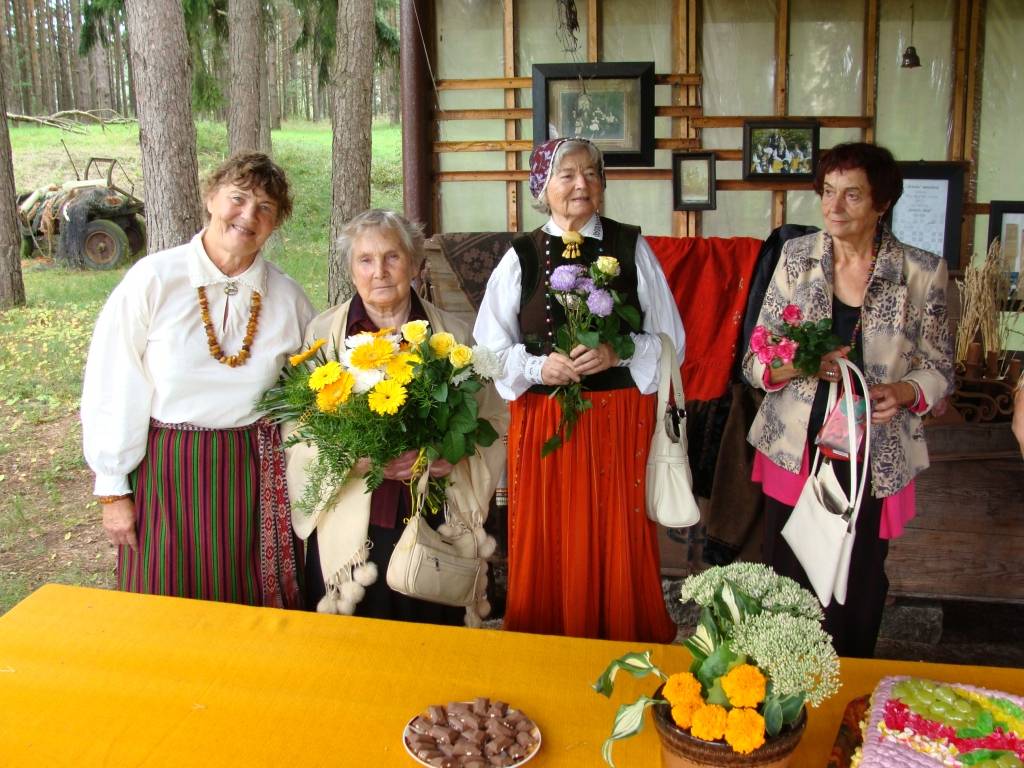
top-left (950, 0), bottom-right (971, 161)
top-left (655, 138), bottom-right (701, 150)
top-left (772, 0), bottom-right (790, 230)
top-left (436, 77), bottom-right (532, 90)
top-left (863, 0), bottom-right (879, 143)
top-left (503, 0), bottom-right (519, 232)
top-left (964, 203), bottom-right (991, 216)
top-left (692, 116), bottom-right (872, 128)
top-left (719, 179), bottom-right (814, 192)
top-left (400, 0), bottom-right (433, 233)
top-left (434, 108), bottom-right (533, 121)
top-left (587, 0), bottom-right (599, 63)
top-left (961, 0), bottom-right (986, 269)
top-left (657, 105), bottom-right (703, 118)
top-left (437, 169), bottom-right (679, 182)
top-left (657, 74), bottom-right (702, 86)
top-left (434, 140), bottom-right (533, 152)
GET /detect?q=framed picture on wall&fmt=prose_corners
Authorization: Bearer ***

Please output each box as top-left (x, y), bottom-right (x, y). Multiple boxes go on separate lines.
top-left (888, 161), bottom-right (967, 270)
top-left (671, 152), bottom-right (716, 211)
top-left (532, 62), bottom-right (655, 167)
top-left (987, 201), bottom-right (1024, 278)
top-left (742, 120), bottom-right (819, 180)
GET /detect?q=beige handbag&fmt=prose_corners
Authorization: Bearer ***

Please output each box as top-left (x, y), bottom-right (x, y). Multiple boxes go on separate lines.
top-left (782, 358), bottom-right (871, 607)
top-left (645, 333), bottom-right (700, 528)
top-left (386, 470), bottom-right (485, 607)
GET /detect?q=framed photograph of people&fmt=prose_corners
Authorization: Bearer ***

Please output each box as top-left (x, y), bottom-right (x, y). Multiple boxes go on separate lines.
top-left (987, 201), bottom-right (1024, 280)
top-left (888, 161), bottom-right (967, 270)
top-left (742, 121), bottom-right (819, 180)
top-left (672, 152), bottom-right (716, 211)
top-left (532, 62), bottom-right (655, 167)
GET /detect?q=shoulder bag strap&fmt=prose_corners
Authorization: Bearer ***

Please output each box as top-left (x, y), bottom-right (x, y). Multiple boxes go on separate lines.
top-left (834, 358), bottom-right (872, 529)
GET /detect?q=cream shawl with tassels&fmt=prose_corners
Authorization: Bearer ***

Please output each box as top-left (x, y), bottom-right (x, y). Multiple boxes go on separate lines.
top-left (284, 298), bottom-right (509, 619)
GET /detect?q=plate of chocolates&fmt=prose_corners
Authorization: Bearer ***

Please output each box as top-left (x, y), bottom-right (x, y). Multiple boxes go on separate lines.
top-left (402, 697), bottom-right (541, 767)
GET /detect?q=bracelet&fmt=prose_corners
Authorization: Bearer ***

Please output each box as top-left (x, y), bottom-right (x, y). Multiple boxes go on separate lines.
top-left (96, 493), bottom-right (132, 504)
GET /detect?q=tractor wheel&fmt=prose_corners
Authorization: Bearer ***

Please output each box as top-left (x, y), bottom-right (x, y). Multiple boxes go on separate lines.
top-left (82, 219), bottom-right (129, 270)
top-left (125, 214), bottom-right (147, 256)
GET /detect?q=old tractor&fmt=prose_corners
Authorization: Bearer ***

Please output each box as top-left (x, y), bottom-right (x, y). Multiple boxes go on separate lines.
top-left (17, 155), bottom-right (146, 270)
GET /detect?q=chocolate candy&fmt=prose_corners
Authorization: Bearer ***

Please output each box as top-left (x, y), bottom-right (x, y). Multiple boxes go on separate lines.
top-left (407, 699), bottom-right (539, 767)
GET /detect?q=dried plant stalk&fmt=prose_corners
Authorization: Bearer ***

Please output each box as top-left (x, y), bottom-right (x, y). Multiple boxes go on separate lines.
top-left (955, 239), bottom-right (1009, 363)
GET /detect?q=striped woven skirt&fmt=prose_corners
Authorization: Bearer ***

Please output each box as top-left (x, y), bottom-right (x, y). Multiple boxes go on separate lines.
top-left (119, 422), bottom-right (264, 605)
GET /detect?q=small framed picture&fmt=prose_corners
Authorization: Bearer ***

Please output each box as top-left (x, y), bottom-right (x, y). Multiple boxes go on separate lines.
top-left (671, 152), bottom-right (716, 211)
top-left (742, 121), bottom-right (819, 180)
top-left (532, 62), bottom-right (655, 167)
top-left (987, 201), bottom-right (1024, 278)
top-left (888, 161), bottom-right (967, 270)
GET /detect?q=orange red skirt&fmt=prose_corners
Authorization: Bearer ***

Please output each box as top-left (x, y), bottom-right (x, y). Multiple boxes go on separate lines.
top-left (503, 388), bottom-right (677, 643)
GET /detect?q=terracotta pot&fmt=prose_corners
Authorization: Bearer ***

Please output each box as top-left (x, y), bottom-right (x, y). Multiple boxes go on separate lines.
top-left (651, 689), bottom-right (807, 768)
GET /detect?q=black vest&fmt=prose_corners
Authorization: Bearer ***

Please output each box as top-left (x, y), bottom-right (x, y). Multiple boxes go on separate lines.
top-left (511, 217), bottom-right (641, 393)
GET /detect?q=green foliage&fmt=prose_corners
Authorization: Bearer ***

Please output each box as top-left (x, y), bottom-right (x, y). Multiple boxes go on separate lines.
top-left (592, 651), bottom-right (665, 698)
top-left (787, 317), bottom-right (843, 376)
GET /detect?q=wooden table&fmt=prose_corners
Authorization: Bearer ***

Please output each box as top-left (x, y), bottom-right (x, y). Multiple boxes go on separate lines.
top-left (2, 585), bottom-right (1022, 766)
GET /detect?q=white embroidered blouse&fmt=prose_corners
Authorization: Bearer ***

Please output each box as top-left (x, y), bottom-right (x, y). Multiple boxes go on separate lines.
top-left (81, 232), bottom-right (315, 495)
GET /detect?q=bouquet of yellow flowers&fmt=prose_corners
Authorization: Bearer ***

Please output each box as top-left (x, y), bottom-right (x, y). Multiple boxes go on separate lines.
top-left (258, 320), bottom-right (502, 516)
top-left (593, 563), bottom-right (839, 766)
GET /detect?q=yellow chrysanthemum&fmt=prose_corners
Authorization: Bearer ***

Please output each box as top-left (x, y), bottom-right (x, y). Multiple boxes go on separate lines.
top-left (289, 338), bottom-right (326, 367)
top-left (386, 352), bottom-right (418, 385)
top-left (349, 337), bottom-right (397, 370)
top-left (401, 319), bottom-right (430, 345)
top-left (670, 700), bottom-right (700, 730)
top-left (690, 704), bottom-right (728, 742)
top-left (367, 378), bottom-right (407, 416)
top-left (724, 707), bottom-right (766, 755)
top-left (663, 672), bottom-right (703, 708)
top-left (372, 327), bottom-right (395, 337)
top-left (428, 332), bottom-right (456, 357)
top-left (315, 371), bottom-right (355, 412)
top-left (595, 255), bottom-right (621, 277)
top-left (308, 361), bottom-right (342, 392)
top-left (721, 664), bottom-right (767, 709)
top-left (449, 344), bottom-right (473, 369)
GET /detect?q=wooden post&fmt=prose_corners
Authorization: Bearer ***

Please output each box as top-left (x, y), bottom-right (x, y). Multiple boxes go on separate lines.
top-left (587, 0), bottom-right (600, 63)
top-left (671, 0), bottom-right (699, 237)
top-left (504, 0), bottom-right (520, 232)
top-left (400, 0), bottom-right (434, 234)
top-left (863, 0), bottom-right (879, 143)
top-left (960, 0), bottom-right (986, 267)
top-left (772, 0), bottom-right (790, 230)
top-left (950, 0), bottom-right (971, 162)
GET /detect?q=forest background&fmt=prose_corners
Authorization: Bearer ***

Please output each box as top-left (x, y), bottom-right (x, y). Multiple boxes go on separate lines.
top-left (0, 0), bottom-right (405, 613)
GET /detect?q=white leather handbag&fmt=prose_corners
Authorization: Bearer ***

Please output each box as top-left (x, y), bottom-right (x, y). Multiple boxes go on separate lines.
top-left (782, 357), bottom-right (872, 607)
top-left (645, 333), bottom-right (701, 528)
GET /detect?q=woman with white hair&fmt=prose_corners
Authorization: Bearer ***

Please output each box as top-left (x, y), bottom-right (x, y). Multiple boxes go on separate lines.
top-left (286, 209), bottom-right (508, 623)
top-left (474, 137), bottom-right (685, 642)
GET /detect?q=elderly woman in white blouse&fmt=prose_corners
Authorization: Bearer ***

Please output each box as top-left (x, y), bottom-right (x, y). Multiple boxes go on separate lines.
top-left (81, 152), bottom-right (314, 609)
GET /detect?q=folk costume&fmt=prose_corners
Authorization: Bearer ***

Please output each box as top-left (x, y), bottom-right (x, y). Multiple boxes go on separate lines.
top-left (473, 137), bottom-right (685, 643)
top-left (743, 227), bottom-right (953, 656)
top-left (82, 233), bottom-right (314, 608)
top-left (285, 295), bottom-right (508, 626)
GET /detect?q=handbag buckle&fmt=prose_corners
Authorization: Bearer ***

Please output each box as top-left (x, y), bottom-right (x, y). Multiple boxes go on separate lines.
top-left (664, 405), bottom-right (683, 443)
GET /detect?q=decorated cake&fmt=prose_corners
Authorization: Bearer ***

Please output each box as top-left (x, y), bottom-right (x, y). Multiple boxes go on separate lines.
top-left (852, 676), bottom-right (1024, 767)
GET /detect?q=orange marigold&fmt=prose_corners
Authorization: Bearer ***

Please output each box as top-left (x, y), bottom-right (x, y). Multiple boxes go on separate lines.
top-left (662, 672), bottom-right (703, 708)
top-left (690, 704), bottom-right (728, 742)
top-left (670, 700), bottom-right (699, 730)
top-left (724, 707), bottom-right (766, 755)
top-left (721, 664), bottom-right (767, 708)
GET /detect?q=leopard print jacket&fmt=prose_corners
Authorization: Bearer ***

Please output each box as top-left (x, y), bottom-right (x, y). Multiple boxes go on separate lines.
top-left (742, 228), bottom-right (954, 498)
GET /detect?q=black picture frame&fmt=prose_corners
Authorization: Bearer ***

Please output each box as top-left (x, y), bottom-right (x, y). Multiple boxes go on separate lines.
top-left (671, 152), bottom-right (716, 211)
top-left (532, 62), bottom-right (655, 167)
top-left (742, 120), bottom-right (819, 180)
top-left (887, 161), bottom-right (967, 270)
top-left (986, 201), bottom-right (1024, 275)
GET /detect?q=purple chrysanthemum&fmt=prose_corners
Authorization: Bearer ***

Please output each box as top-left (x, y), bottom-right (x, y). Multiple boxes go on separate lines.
top-left (577, 277), bottom-right (596, 295)
top-left (587, 288), bottom-right (614, 317)
top-left (550, 264), bottom-right (584, 291)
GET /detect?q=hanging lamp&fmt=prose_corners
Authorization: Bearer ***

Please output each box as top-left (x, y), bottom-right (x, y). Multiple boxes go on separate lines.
top-left (901, 2), bottom-right (922, 68)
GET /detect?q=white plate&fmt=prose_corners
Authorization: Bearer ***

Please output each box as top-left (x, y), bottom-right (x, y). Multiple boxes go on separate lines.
top-left (402, 703), bottom-right (542, 767)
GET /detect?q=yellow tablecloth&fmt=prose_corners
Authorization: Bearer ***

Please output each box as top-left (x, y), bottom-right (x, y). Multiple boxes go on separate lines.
top-left (1, 585), bottom-right (1022, 767)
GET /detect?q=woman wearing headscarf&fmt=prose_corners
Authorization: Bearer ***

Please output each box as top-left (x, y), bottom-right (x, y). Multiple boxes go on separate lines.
top-left (82, 152), bottom-right (314, 608)
top-left (474, 137), bottom-right (685, 643)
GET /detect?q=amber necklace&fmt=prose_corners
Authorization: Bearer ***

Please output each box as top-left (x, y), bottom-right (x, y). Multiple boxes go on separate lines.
top-left (197, 285), bottom-right (261, 367)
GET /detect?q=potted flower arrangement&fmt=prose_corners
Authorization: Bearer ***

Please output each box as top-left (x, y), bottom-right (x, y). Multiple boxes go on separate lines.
top-left (593, 563), bottom-right (840, 767)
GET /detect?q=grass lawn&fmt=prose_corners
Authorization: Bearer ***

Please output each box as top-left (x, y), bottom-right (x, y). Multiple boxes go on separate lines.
top-left (0, 120), bottom-right (402, 614)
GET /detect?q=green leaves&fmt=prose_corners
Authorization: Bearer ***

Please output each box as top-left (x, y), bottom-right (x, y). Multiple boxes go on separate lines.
top-left (956, 709), bottom-right (995, 739)
top-left (958, 749), bottom-right (1020, 766)
top-left (592, 651), bottom-right (665, 697)
top-left (600, 696), bottom-right (659, 768)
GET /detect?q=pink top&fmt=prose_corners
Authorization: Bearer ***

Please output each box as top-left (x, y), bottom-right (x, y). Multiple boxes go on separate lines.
top-left (754, 367), bottom-right (927, 540)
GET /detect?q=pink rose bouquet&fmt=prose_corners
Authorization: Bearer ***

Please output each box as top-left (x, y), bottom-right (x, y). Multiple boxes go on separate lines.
top-left (750, 304), bottom-right (841, 376)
